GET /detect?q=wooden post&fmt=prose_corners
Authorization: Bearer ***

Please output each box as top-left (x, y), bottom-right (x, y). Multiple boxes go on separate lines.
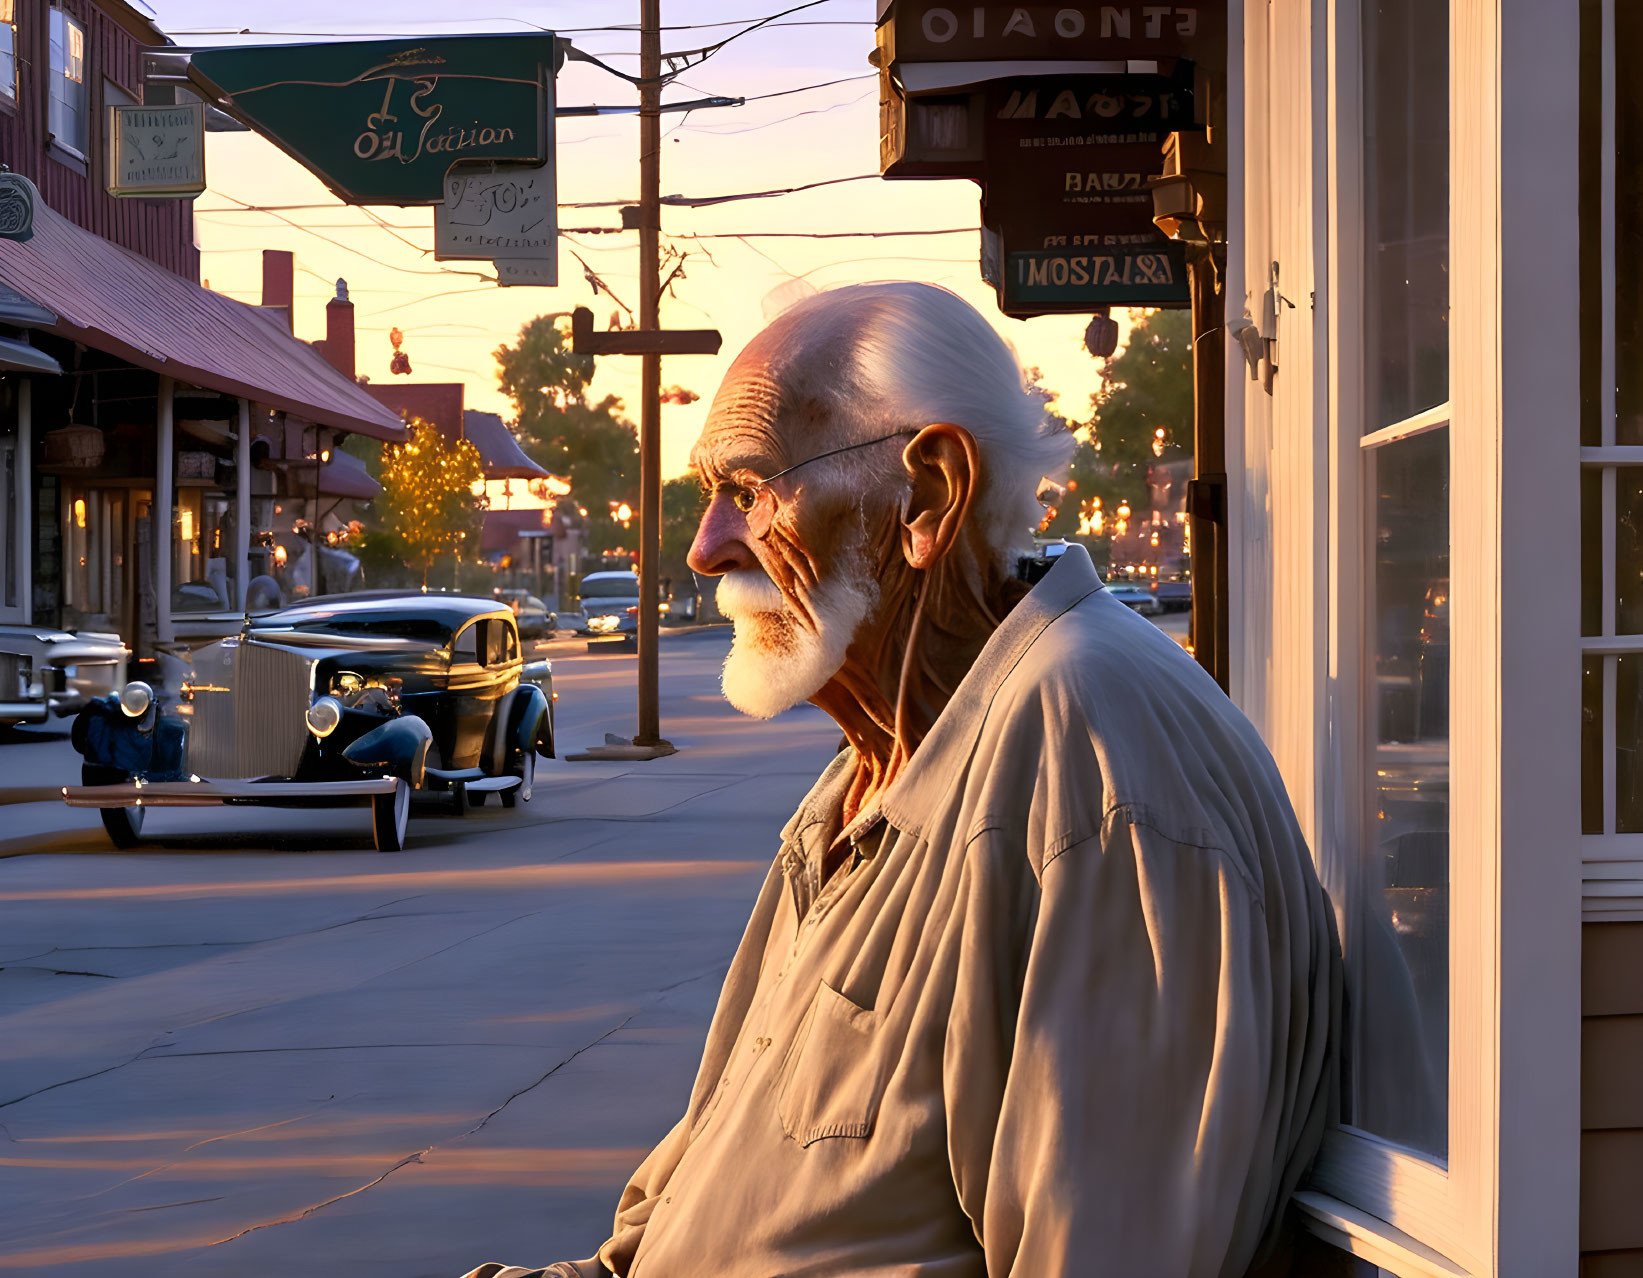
top-left (1188, 250), bottom-right (1228, 691)
top-left (635, 0), bottom-right (664, 747)
top-left (155, 376), bottom-right (175, 645)
top-left (16, 377), bottom-right (30, 624)
top-left (235, 398), bottom-right (251, 611)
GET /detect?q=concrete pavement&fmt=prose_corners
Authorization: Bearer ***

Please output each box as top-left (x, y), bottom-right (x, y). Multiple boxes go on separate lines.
top-left (0, 628), bottom-right (840, 1277)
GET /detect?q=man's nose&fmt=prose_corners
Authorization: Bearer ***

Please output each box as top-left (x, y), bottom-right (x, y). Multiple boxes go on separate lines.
top-left (688, 493), bottom-right (757, 576)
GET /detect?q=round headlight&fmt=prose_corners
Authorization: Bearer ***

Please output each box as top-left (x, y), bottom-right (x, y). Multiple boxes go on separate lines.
top-left (118, 681), bottom-right (153, 718)
top-left (305, 695), bottom-right (344, 738)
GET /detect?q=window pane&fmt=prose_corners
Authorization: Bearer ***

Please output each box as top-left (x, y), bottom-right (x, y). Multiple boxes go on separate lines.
top-left (0, 17), bottom-right (15, 100)
top-left (1584, 657), bottom-right (1605, 835)
top-left (1619, 471), bottom-right (1643, 632)
top-left (1581, 0), bottom-right (1602, 445)
top-left (1616, 656), bottom-right (1643, 832)
top-left (1363, 0), bottom-right (1450, 431)
top-left (1583, 468), bottom-right (1603, 636)
top-left (1617, 0), bottom-right (1643, 442)
top-left (1353, 426), bottom-right (1449, 1158)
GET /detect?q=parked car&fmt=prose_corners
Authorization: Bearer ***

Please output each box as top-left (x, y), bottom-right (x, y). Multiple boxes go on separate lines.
top-left (496, 589), bottom-right (557, 640)
top-left (577, 571), bottom-right (642, 635)
top-left (63, 593), bottom-right (556, 853)
top-left (0, 625), bottom-right (129, 728)
top-left (1105, 582), bottom-right (1162, 615)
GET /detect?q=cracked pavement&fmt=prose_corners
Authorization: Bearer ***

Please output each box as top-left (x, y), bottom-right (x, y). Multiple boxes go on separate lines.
top-left (0, 629), bottom-right (838, 1277)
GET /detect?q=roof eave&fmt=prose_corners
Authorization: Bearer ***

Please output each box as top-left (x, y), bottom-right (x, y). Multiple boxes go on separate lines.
top-left (45, 318), bottom-right (408, 442)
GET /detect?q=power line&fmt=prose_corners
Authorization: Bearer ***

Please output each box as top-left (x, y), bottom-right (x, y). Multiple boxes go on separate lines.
top-left (680, 87), bottom-right (874, 136)
top-left (207, 191), bottom-right (496, 281)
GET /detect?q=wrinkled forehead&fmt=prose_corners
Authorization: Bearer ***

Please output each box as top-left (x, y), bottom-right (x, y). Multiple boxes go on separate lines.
top-left (690, 315), bottom-right (862, 478)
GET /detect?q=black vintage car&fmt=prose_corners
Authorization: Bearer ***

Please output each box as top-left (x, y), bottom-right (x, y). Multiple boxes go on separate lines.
top-left (63, 593), bottom-right (556, 853)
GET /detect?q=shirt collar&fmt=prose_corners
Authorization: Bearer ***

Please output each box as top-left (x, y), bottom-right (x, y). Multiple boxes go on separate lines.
top-left (879, 543), bottom-right (1105, 840)
top-left (774, 544), bottom-right (1105, 888)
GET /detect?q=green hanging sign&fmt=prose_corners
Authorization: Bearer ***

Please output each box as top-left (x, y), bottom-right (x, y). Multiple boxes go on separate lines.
top-left (189, 35), bottom-right (561, 206)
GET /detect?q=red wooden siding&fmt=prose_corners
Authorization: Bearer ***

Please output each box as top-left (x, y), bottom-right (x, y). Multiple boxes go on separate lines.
top-left (0, 0), bottom-right (198, 279)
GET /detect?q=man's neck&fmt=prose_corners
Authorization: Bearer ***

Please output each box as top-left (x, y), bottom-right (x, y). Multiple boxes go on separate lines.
top-left (812, 538), bottom-right (1027, 825)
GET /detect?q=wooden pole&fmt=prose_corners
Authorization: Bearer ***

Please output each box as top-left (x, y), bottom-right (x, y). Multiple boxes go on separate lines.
top-left (1188, 250), bottom-right (1229, 692)
top-left (155, 376), bottom-right (174, 646)
top-left (235, 398), bottom-right (251, 611)
top-left (635, 0), bottom-right (663, 746)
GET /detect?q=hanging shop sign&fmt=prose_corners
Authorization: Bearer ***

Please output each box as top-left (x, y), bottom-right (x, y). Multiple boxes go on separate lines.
top-left (435, 159), bottom-right (557, 286)
top-left (108, 102), bottom-right (206, 198)
top-left (992, 232), bottom-right (1189, 311)
top-left (877, 2), bottom-right (1219, 66)
top-left (188, 35), bottom-right (560, 206)
top-left (980, 72), bottom-right (1194, 314)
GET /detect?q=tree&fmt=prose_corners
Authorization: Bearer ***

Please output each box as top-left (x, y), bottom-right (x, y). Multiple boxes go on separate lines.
top-left (1041, 308), bottom-right (1194, 560)
top-left (495, 316), bottom-right (641, 557)
top-left (660, 475), bottom-right (707, 589)
top-left (375, 419), bottom-right (485, 586)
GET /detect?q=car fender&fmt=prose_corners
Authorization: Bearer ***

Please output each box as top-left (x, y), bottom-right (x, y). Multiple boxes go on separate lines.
top-left (487, 683), bottom-right (551, 774)
top-left (71, 695), bottom-right (187, 779)
top-left (342, 716), bottom-right (432, 789)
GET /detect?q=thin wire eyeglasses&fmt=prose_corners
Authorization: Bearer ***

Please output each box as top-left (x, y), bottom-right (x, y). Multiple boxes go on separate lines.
top-left (706, 429), bottom-right (918, 535)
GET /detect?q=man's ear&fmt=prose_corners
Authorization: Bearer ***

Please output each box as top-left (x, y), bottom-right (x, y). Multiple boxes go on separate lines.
top-left (899, 423), bottom-right (980, 570)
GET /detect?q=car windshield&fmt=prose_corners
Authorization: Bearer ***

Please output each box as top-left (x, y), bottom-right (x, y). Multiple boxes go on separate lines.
top-left (581, 578), bottom-right (639, 599)
top-left (284, 617), bottom-right (453, 643)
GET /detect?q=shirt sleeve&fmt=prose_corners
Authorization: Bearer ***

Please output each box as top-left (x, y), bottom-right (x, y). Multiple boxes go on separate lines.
top-left (957, 816), bottom-right (1281, 1278)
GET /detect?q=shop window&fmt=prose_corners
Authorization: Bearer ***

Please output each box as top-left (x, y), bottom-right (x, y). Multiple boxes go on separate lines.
top-left (48, 8), bottom-right (86, 155)
top-left (172, 488), bottom-right (236, 614)
top-left (0, 0), bottom-right (18, 102)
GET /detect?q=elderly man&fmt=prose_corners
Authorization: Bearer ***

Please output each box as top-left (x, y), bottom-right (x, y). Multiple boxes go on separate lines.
top-left (467, 283), bottom-right (1338, 1278)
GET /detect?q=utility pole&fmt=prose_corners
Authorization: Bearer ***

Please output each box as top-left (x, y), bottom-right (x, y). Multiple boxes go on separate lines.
top-left (635, 0), bottom-right (664, 747)
top-left (566, 0), bottom-right (718, 761)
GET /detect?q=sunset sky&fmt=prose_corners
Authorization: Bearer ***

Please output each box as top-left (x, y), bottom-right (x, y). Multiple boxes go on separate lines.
top-left (153, 0), bottom-right (1133, 479)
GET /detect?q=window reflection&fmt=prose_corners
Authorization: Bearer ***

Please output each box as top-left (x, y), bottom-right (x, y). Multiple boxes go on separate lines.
top-left (1353, 426), bottom-right (1449, 1159)
top-left (1363, 0), bottom-right (1450, 431)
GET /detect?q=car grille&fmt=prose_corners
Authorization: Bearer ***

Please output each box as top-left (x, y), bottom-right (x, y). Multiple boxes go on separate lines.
top-left (0, 653), bottom-right (21, 698)
top-left (185, 641), bottom-right (314, 779)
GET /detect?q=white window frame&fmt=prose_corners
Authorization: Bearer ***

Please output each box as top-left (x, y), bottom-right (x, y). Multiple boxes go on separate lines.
top-left (1580, 0), bottom-right (1643, 917)
top-left (0, 0), bottom-right (19, 103)
top-left (47, 7), bottom-right (87, 158)
top-left (1296, 0), bottom-right (1582, 1274)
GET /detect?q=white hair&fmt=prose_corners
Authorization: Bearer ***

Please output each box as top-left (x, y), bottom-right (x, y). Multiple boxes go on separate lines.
top-left (745, 282), bottom-right (1075, 556)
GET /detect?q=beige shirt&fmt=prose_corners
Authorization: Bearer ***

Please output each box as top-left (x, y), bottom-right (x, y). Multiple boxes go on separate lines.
top-left (471, 545), bottom-right (1338, 1278)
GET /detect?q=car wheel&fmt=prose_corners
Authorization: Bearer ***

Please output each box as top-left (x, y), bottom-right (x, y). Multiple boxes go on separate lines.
top-left (100, 805), bottom-right (145, 850)
top-left (372, 779), bottom-right (410, 852)
top-left (470, 789), bottom-right (489, 807)
top-left (501, 751), bottom-right (534, 808)
top-left (451, 780), bottom-right (469, 816)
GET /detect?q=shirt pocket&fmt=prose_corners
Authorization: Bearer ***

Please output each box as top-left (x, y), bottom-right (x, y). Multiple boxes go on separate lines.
top-left (776, 980), bottom-right (885, 1148)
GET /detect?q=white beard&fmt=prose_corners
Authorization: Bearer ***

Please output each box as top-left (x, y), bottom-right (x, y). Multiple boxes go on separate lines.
top-left (716, 550), bottom-right (877, 720)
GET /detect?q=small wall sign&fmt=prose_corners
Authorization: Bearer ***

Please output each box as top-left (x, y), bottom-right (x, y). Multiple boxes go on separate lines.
top-left (109, 103), bottom-right (206, 198)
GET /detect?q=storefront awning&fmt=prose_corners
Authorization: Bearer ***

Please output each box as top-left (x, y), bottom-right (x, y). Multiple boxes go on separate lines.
top-left (0, 187), bottom-right (407, 441)
top-left (0, 336), bottom-right (61, 375)
top-left (462, 410), bottom-right (552, 480)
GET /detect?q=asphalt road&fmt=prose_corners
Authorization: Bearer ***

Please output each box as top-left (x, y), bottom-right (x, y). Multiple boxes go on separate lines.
top-left (0, 627), bottom-right (842, 1278)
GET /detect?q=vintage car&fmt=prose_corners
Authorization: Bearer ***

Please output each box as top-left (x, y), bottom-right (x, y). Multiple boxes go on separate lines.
top-left (0, 625), bottom-right (129, 728)
top-left (62, 593), bottom-right (556, 853)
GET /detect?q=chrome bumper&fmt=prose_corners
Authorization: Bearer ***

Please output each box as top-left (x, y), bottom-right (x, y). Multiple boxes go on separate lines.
top-left (0, 700), bottom-right (49, 723)
top-left (62, 778), bottom-right (400, 808)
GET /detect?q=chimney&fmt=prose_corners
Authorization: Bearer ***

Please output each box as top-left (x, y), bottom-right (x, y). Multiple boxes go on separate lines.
top-left (323, 279), bottom-right (355, 380)
top-left (261, 249), bottom-right (294, 330)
